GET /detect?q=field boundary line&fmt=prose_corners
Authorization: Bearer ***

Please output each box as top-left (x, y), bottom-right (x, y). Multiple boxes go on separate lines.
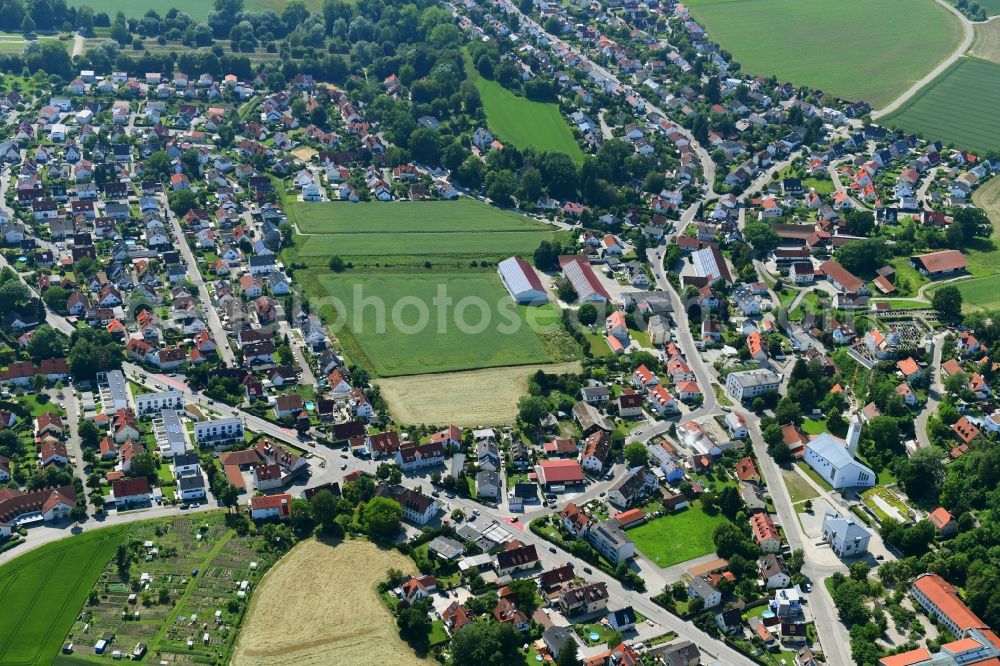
top-left (881, 57), bottom-right (967, 121)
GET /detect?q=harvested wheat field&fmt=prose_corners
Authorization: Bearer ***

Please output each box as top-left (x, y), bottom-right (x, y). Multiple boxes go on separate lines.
top-left (232, 539), bottom-right (428, 666)
top-left (377, 361), bottom-right (582, 426)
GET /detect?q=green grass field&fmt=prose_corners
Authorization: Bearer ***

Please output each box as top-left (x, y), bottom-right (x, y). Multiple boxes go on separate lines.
top-left (287, 199), bottom-right (568, 269)
top-left (292, 198), bottom-right (547, 234)
top-left (66, 0), bottom-right (285, 22)
top-left (312, 273), bottom-right (553, 376)
top-left (0, 526), bottom-right (127, 665)
top-left (885, 58), bottom-right (1000, 153)
top-left (941, 273), bottom-right (1000, 312)
top-left (626, 507), bottom-right (728, 568)
top-left (464, 54), bottom-right (584, 164)
top-left (684, 0), bottom-right (962, 108)
top-left (296, 231), bottom-right (559, 264)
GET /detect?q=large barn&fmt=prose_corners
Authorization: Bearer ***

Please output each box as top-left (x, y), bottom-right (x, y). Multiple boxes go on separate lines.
top-left (498, 256), bottom-right (547, 304)
top-left (559, 255), bottom-right (610, 302)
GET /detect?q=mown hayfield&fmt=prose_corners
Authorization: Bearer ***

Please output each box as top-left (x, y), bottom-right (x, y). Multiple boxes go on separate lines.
top-left (296, 230), bottom-right (559, 265)
top-left (0, 526), bottom-right (128, 666)
top-left (970, 19), bottom-right (1000, 64)
top-left (475, 77), bottom-right (585, 163)
top-left (377, 361), bottom-right (582, 425)
top-left (287, 199), bottom-right (568, 269)
top-left (233, 539), bottom-right (429, 666)
top-left (684, 0), bottom-right (962, 108)
top-left (463, 53), bottom-right (583, 164)
top-left (885, 58), bottom-right (1000, 153)
top-left (312, 272), bottom-right (553, 376)
top-left (291, 198), bottom-right (546, 234)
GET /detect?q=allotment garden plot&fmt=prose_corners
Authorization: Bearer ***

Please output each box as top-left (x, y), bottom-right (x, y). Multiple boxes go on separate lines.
top-left (684, 0), bottom-right (962, 108)
top-left (61, 513), bottom-right (280, 665)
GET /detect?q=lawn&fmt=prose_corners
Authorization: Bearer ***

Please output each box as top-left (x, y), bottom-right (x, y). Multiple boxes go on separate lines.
top-left (888, 256), bottom-right (930, 296)
top-left (626, 506), bottom-right (728, 568)
top-left (684, 0), bottom-right (962, 108)
top-left (782, 469), bottom-right (819, 504)
top-left (313, 272), bottom-right (554, 376)
top-left (796, 460), bottom-right (833, 492)
top-left (884, 58), bottom-right (1000, 153)
top-left (801, 418), bottom-right (827, 435)
top-left (0, 526), bottom-right (128, 665)
top-left (465, 54), bottom-right (584, 163)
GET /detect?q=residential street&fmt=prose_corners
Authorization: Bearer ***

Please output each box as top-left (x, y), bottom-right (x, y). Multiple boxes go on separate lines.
top-left (164, 202), bottom-right (237, 366)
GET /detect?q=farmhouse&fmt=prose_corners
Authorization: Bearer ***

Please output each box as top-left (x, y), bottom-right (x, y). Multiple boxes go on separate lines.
top-left (689, 246), bottom-right (732, 286)
top-left (910, 250), bottom-right (966, 278)
top-left (818, 260), bottom-right (867, 294)
top-left (498, 256), bottom-right (547, 304)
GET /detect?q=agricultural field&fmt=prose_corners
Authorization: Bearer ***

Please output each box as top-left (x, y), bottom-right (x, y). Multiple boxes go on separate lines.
top-left (626, 506), bottom-right (728, 568)
top-left (233, 538), bottom-right (429, 666)
top-left (970, 19), bottom-right (1000, 64)
top-left (286, 199), bottom-right (568, 270)
top-left (58, 513), bottom-right (280, 665)
top-left (964, 174), bottom-right (1000, 277)
top-left (884, 58), bottom-right (1000, 153)
top-left (0, 526), bottom-right (127, 666)
top-left (64, 0), bottom-right (311, 23)
top-left (684, 0), bottom-right (962, 108)
top-left (376, 360), bottom-right (582, 425)
top-left (311, 272), bottom-right (555, 376)
top-left (464, 54), bottom-right (584, 163)
top-left (291, 198), bottom-right (547, 235)
top-left (939, 273), bottom-right (1000, 312)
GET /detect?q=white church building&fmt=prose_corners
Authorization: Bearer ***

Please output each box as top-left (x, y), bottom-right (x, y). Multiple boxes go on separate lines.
top-left (803, 417), bottom-right (876, 489)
